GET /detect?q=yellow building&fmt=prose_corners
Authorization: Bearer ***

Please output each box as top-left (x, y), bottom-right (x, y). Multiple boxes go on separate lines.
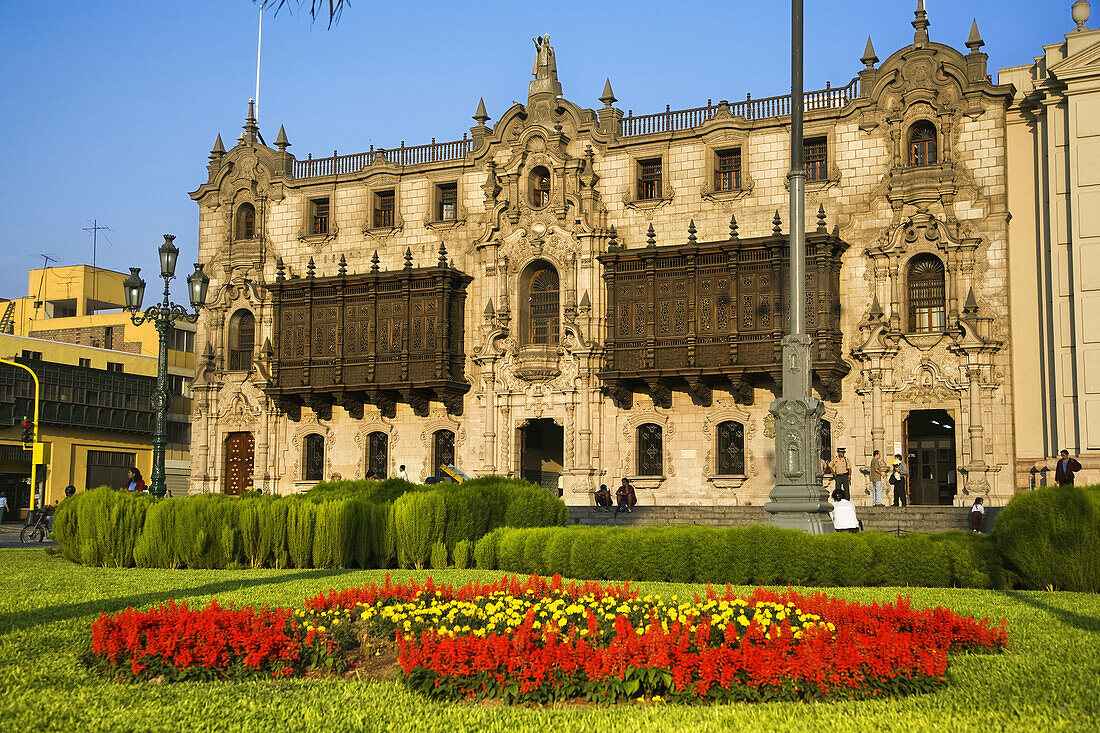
top-left (0, 265), bottom-right (195, 514)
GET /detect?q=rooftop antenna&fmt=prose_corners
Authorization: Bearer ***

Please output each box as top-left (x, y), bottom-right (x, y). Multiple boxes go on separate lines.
top-left (83, 219), bottom-right (111, 306)
top-left (33, 254), bottom-right (59, 319)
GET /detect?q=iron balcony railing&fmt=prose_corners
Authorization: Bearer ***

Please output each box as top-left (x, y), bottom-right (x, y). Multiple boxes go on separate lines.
top-left (618, 78), bottom-right (860, 137)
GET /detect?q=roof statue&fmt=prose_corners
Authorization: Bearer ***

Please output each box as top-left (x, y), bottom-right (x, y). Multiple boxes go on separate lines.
top-left (529, 34), bottom-right (563, 99)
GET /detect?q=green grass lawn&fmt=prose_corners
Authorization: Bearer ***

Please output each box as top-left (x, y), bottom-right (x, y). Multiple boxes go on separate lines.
top-left (1, 549), bottom-right (1097, 732)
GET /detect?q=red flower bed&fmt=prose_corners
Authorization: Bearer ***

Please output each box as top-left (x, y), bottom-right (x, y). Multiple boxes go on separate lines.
top-left (90, 600), bottom-right (340, 681)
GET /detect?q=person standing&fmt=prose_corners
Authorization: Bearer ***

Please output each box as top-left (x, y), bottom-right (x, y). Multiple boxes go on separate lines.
top-left (869, 450), bottom-right (887, 506)
top-left (397, 465), bottom-right (409, 481)
top-left (124, 468), bottom-right (146, 493)
top-left (889, 454), bottom-right (908, 507)
top-left (969, 497), bottom-right (986, 533)
top-left (0, 491), bottom-right (7, 524)
top-left (1055, 450), bottom-right (1082, 487)
top-left (830, 448), bottom-right (852, 500)
top-left (829, 488), bottom-right (860, 532)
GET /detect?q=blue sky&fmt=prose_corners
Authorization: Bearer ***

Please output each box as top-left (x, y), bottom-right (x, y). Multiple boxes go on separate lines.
top-left (0, 0), bottom-right (1071, 301)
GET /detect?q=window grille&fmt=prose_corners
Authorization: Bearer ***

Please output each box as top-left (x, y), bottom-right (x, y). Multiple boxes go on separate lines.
top-left (236, 203), bottom-right (256, 239)
top-left (374, 190), bottom-right (395, 228)
top-left (717, 421), bottom-right (745, 475)
top-left (437, 183), bottom-right (458, 221)
top-left (528, 265), bottom-right (560, 345)
top-left (637, 423), bottom-right (663, 476)
top-left (228, 310), bottom-right (255, 371)
top-left (433, 429), bottom-right (455, 475)
top-left (367, 431), bottom-right (388, 478)
top-left (715, 149), bottom-right (742, 191)
top-left (637, 158), bottom-right (662, 200)
top-left (303, 433), bottom-right (325, 481)
top-left (907, 254), bottom-right (946, 333)
top-left (804, 137), bottom-right (827, 182)
top-left (310, 198), bottom-right (330, 235)
top-left (909, 121), bottom-right (937, 166)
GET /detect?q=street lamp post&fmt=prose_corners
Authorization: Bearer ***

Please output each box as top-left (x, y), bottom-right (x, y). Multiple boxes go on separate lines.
top-left (764, 0), bottom-right (834, 533)
top-left (124, 234), bottom-right (209, 498)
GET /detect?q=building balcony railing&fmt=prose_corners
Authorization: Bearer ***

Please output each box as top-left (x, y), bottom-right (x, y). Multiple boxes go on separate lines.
top-left (618, 78), bottom-right (860, 137)
top-left (291, 136), bottom-right (474, 179)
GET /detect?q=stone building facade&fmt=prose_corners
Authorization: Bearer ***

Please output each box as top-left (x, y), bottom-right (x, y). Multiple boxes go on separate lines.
top-left (189, 6), bottom-right (1018, 506)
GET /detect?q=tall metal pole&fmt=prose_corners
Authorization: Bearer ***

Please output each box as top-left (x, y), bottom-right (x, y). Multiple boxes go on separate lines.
top-left (149, 272), bottom-right (173, 498)
top-left (765, 0), bottom-right (834, 533)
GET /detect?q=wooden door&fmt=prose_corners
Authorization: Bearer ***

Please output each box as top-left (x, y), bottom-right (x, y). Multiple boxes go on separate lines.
top-left (224, 432), bottom-right (255, 495)
top-left (909, 436), bottom-right (955, 505)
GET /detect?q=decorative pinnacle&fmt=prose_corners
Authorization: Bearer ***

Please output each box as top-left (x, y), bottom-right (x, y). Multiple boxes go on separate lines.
top-left (306, 257), bottom-right (316, 279)
top-left (275, 257), bottom-right (285, 281)
top-left (371, 251), bottom-right (380, 272)
top-left (912, 0), bottom-right (930, 45)
top-left (473, 97), bottom-right (489, 125)
top-left (484, 298), bottom-right (495, 318)
top-left (404, 247), bottom-right (413, 269)
top-left (438, 241), bottom-right (448, 267)
top-left (210, 134), bottom-right (226, 159)
top-left (869, 293), bottom-right (884, 319)
top-left (963, 287), bottom-right (979, 314)
top-left (1073, 1), bottom-right (1091, 32)
top-left (275, 125), bottom-right (290, 151)
top-left (687, 219), bottom-right (697, 244)
top-left (599, 78), bottom-right (617, 106)
top-left (243, 98), bottom-right (259, 143)
top-left (965, 19), bottom-right (984, 53)
top-left (608, 225), bottom-right (619, 249)
top-left (646, 223), bottom-right (657, 248)
top-left (861, 37), bottom-right (879, 68)
top-left (772, 210), bottom-right (783, 235)
top-left (729, 214), bottom-right (739, 240)
top-left (579, 290), bottom-right (591, 310)
top-left (816, 204), bottom-right (828, 233)
top-left (338, 254), bottom-right (347, 277)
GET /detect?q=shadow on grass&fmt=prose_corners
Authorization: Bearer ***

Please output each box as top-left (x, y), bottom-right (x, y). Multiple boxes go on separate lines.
top-left (0, 566), bottom-right (366, 636)
top-left (999, 590), bottom-right (1100, 633)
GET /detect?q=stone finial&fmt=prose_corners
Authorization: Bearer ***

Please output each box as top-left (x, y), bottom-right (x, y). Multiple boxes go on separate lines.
top-left (646, 223), bottom-right (657, 248)
top-left (275, 125), bottom-right (290, 152)
top-left (275, 257), bottom-right (285, 281)
top-left (371, 251), bottom-right (380, 272)
top-left (965, 19), bottom-right (984, 52)
top-left (599, 78), bottom-right (617, 106)
top-left (869, 294), bottom-right (884, 319)
top-left (772, 210), bottom-right (783, 235)
top-left (1073, 0), bottom-right (1091, 31)
top-left (338, 254), bottom-right (347, 277)
top-left (816, 204), bottom-right (828, 233)
top-left (861, 37), bottom-right (878, 68)
top-left (729, 214), bottom-right (739, 240)
top-left (210, 134), bottom-right (226, 159)
top-left (473, 97), bottom-right (490, 126)
top-left (963, 287), bottom-right (979, 314)
top-left (243, 98), bottom-right (259, 144)
top-left (608, 225), bottom-right (620, 250)
top-left (579, 290), bottom-right (591, 311)
top-left (687, 219), bottom-right (697, 244)
top-left (484, 298), bottom-right (495, 318)
top-left (912, 0), bottom-right (930, 46)
top-left (404, 247), bottom-right (414, 269)
top-left (306, 257), bottom-right (316, 279)
top-left (438, 241), bottom-right (448, 267)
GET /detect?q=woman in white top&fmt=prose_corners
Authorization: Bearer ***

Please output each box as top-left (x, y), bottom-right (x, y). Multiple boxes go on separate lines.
top-left (830, 488), bottom-right (860, 532)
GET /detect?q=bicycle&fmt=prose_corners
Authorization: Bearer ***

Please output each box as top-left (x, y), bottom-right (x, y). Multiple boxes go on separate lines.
top-left (20, 507), bottom-right (52, 544)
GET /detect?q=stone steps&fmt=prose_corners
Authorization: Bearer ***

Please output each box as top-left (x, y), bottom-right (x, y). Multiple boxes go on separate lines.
top-left (568, 505), bottom-right (998, 535)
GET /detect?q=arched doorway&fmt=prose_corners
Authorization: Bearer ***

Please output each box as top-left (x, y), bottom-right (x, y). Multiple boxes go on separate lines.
top-left (224, 432), bottom-right (255, 495)
top-left (904, 409), bottom-right (956, 505)
top-left (518, 418), bottom-right (564, 494)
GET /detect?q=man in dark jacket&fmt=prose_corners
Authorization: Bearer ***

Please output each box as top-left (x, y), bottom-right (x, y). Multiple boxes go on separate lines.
top-left (1055, 450), bottom-right (1083, 486)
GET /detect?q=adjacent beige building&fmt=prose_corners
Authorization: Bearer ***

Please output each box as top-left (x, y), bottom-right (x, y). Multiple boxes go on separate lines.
top-left (189, 4), bottom-right (1028, 506)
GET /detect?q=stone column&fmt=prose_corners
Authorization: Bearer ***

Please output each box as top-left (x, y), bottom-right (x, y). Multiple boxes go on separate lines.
top-left (483, 366), bottom-right (497, 473)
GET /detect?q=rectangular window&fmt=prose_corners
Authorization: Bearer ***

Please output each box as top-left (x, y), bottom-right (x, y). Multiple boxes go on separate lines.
top-left (637, 158), bottom-right (662, 200)
top-left (637, 424), bottom-right (663, 476)
top-left (167, 374), bottom-right (192, 398)
top-left (166, 420), bottom-right (191, 447)
top-left (21, 351), bottom-right (42, 361)
top-left (715, 148), bottom-right (742, 192)
top-left (804, 137), bottom-right (827, 182)
top-left (168, 329), bottom-right (195, 353)
top-left (436, 183), bottom-right (457, 221)
top-left (374, 190), bottom-right (395, 228)
top-left (86, 450), bottom-right (136, 491)
top-left (310, 197), bottom-right (330, 235)
top-left (106, 362), bottom-right (124, 373)
top-left (78, 358), bottom-right (91, 369)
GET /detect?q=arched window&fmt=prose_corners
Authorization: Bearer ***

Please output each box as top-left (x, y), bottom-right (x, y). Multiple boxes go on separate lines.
top-left (716, 421), bottom-right (745, 475)
top-left (227, 310), bottom-right (255, 371)
top-left (235, 203), bottom-right (256, 240)
top-left (637, 423), bottom-right (663, 476)
top-left (524, 261), bottom-right (560, 345)
top-left (907, 254), bottom-right (947, 333)
top-left (432, 429), bottom-right (455, 477)
top-left (366, 431), bottom-right (388, 478)
top-left (530, 166), bottom-right (551, 208)
top-left (303, 433), bottom-right (325, 481)
top-left (908, 121), bottom-right (938, 167)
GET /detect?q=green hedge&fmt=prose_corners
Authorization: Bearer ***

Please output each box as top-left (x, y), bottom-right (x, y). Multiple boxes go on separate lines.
top-left (993, 484), bottom-right (1100, 592)
top-left (53, 477), bottom-right (566, 570)
top-left (474, 524), bottom-right (1001, 589)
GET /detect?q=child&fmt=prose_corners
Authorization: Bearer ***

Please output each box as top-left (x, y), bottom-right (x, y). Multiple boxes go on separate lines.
top-left (969, 497), bottom-right (985, 533)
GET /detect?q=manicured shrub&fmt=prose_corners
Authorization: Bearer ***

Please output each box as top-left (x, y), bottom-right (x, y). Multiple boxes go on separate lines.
top-left (993, 485), bottom-right (1100, 592)
top-left (568, 527), bottom-right (611, 579)
top-left (452, 539), bottom-right (471, 570)
top-left (521, 528), bottom-right (556, 576)
top-left (474, 528), bottom-right (503, 570)
top-left (544, 527), bottom-right (581, 577)
top-left (931, 531), bottom-right (999, 590)
top-left (813, 532), bottom-right (874, 586)
top-left (689, 525), bottom-right (732, 583)
top-left (430, 540), bottom-right (449, 570)
top-left (268, 499), bottom-right (291, 569)
top-left (393, 492), bottom-right (446, 569)
top-left (312, 500), bottom-right (355, 569)
top-left (496, 529), bottom-right (528, 572)
top-left (286, 500), bottom-right (316, 569)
